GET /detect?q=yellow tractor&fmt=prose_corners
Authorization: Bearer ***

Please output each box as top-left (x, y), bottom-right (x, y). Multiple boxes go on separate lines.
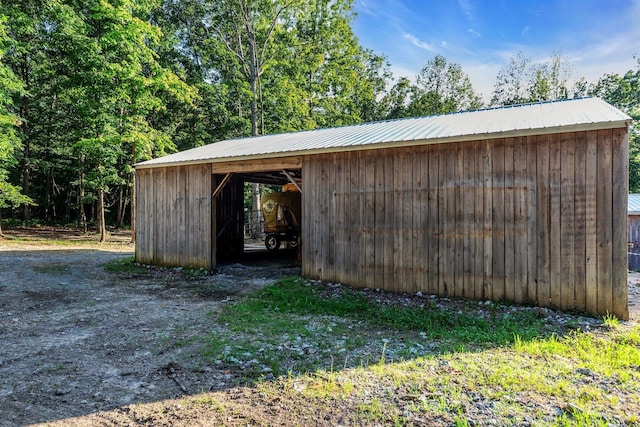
top-left (261, 190), bottom-right (301, 251)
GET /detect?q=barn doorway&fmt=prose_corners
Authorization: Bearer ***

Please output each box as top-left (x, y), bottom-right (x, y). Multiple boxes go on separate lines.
top-left (213, 168), bottom-right (302, 267)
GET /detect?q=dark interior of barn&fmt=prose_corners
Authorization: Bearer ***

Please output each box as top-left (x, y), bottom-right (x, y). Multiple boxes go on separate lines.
top-left (214, 169), bottom-right (302, 268)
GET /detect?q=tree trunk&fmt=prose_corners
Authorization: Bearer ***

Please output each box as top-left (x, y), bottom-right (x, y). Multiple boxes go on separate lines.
top-left (77, 167), bottom-right (87, 233)
top-left (116, 185), bottom-right (125, 227)
top-left (21, 143), bottom-right (31, 221)
top-left (97, 187), bottom-right (106, 243)
top-left (20, 55), bottom-right (32, 221)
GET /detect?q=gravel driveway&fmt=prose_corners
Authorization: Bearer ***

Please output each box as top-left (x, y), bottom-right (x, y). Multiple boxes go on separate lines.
top-left (1, 238), bottom-right (638, 426)
top-left (0, 241), bottom-right (295, 426)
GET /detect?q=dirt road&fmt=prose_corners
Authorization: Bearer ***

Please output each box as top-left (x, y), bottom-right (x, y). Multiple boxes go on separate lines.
top-left (1, 234), bottom-right (638, 426)
top-left (0, 240), bottom-right (294, 426)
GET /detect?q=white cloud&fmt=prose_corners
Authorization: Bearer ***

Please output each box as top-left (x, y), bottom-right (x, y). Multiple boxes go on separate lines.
top-left (468, 28), bottom-right (481, 38)
top-left (403, 33), bottom-right (437, 52)
top-left (458, 0), bottom-right (475, 22)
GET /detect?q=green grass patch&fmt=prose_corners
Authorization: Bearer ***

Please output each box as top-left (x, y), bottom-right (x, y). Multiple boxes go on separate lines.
top-left (103, 256), bottom-right (148, 274)
top-left (201, 277), bottom-right (556, 382)
top-left (265, 325), bottom-right (640, 425)
top-left (218, 277), bottom-right (547, 349)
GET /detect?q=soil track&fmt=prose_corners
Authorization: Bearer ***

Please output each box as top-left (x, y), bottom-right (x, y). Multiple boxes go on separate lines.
top-left (0, 227), bottom-right (638, 426)
top-left (0, 230), bottom-right (297, 426)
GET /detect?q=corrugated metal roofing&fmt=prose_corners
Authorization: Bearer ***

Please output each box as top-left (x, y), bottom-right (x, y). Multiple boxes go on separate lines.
top-left (136, 97), bottom-right (631, 169)
top-left (629, 194), bottom-right (640, 214)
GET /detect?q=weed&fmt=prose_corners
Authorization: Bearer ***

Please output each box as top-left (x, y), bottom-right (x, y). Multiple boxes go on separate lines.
top-left (191, 395), bottom-right (225, 411)
top-left (181, 268), bottom-right (210, 279)
top-left (602, 312), bottom-right (620, 329)
top-left (104, 256), bottom-right (148, 274)
top-left (357, 399), bottom-right (385, 422)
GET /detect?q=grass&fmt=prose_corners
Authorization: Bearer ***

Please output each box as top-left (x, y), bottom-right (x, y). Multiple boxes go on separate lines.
top-left (193, 277), bottom-right (640, 425)
top-left (214, 276), bottom-right (547, 349)
top-left (104, 256), bottom-right (149, 274)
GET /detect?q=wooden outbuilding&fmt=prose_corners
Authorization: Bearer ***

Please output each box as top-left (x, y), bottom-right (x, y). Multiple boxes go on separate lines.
top-left (628, 194), bottom-right (640, 271)
top-left (135, 98), bottom-right (631, 319)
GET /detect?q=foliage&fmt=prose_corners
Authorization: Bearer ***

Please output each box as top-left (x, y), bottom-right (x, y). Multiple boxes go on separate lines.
top-left (379, 55), bottom-right (482, 119)
top-left (590, 60), bottom-right (640, 192)
top-left (0, 15), bottom-right (33, 234)
top-left (0, 0), bottom-right (638, 230)
top-left (491, 52), bottom-right (581, 106)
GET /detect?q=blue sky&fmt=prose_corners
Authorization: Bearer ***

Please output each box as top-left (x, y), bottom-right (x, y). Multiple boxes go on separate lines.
top-left (352, 0), bottom-right (640, 102)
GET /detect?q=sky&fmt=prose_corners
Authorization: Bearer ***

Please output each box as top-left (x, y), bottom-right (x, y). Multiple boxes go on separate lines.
top-left (352, 0), bottom-right (640, 102)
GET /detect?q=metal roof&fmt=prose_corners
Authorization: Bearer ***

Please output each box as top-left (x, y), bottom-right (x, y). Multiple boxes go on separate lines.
top-left (629, 194), bottom-right (640, 215)
top-left (136, 97), bottom-right (631, 169)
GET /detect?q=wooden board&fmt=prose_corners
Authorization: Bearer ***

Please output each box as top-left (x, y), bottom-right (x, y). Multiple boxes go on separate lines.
top-left (364, 150), bottom-right (376, 289)
top-left (513, 137), bottom-right (528, 304)
top-left (335, 153), bottom-right (346, 285)
top-left (526, 136), bottom-right (538, 304)
top-left (536, 135), bottom-right (551, 307)
top-left (560, 133), bottom-right (576, 310)
top-left (491, 139), bottom-right (506, 301)
top-left (503, 138), bottom-right (515, 302)
top-left (584, 131), bottom-right (598, 314)
top-left (373, 149), bottom-right (387, 289)
top-left (462, 141), bottom-right (476, 299)
top-left (411, 146), bottom-right (423, 293)
top-left (454, 142), bottom-right (465, 297)
top-left (573, 132), bottom-right (587, 310)
top-left (384, 150), bottom-right (396, 291)
top-left (427, 145), bottom-right (440, 295)
top-left (482, 140), bottom-right (493, 301)
top-left (326, 154), bottom-right (337, 281)
top-left (473, 140), bottom-right (485, 299)
top-left (549, 136), bottom-right (562, 308)
top-left (596, 129), bottom-right (613, 315)
top-left (211, 156), bottom-right (302, 174)
top-left (611, 128), bottom-right (629, 319)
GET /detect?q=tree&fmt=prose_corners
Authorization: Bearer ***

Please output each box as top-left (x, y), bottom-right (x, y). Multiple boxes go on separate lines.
top-left (0, 16), bottom-right (33, 236)
top-left (379, 77), bottom-right (415, 119)
top-left (411, 55), bottom-right (482, 115)
top-left (590, 62), bottom-right (640, 192)
top-left (490, 52), bottom-right (531, 106)
top-left (379, 55), bottom-right (482, 119)
top-left (205, 0), bottom-right (300, 137)
top-left (71, 0), bottom-right (196, 241)
top-left (491, 52), bottom-right (582, 106)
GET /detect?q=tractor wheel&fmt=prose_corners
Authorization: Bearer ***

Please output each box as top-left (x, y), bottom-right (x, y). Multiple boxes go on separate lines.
top-left (287, 236), bottom-right (299, 249)
top-left (265, 235), bottom-right (281, 251)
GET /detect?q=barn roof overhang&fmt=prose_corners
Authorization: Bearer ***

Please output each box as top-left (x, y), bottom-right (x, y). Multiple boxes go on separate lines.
top-left (629, 194), bottom-right (640, 215)
top-left (135, 97), bottom-right (631, 171)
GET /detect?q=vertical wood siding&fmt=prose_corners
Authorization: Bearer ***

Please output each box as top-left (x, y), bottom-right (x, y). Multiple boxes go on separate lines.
top-left (629, 216), bottom-right (640, 248)
top-left (302, 129), bottom-right (629, 319)
top-left (135, 164), bottom-right (213, 270)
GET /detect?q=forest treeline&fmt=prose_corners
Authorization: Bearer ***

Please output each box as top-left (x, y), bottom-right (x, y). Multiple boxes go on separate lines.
top-left (0, 0), bottom-right (638, 238)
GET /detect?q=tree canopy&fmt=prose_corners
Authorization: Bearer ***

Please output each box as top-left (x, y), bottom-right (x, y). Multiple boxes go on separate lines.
top-left (0, 1), bottom-right (637, 232)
